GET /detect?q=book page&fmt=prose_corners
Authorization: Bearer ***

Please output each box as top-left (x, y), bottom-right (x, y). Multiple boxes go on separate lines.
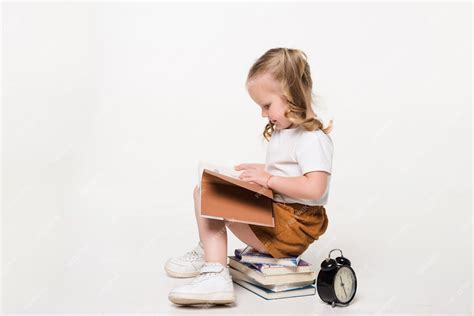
top-left (197, 161), bottom-right (243, 187)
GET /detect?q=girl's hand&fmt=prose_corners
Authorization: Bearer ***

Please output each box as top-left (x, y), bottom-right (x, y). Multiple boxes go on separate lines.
top-left (238, 168), bottom-right (272, 188)
top-left (234, 163), bottom-right (265, 171)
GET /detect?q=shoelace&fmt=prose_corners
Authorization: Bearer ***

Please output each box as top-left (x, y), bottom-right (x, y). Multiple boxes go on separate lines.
top-left (191, 267), bottom-right (221, 283)
top-left (183, 249), bottom-right (203, 262)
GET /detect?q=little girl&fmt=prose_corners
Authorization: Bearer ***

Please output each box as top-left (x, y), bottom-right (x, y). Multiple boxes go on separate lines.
top-left (165, 48), bottom-right (334, 306)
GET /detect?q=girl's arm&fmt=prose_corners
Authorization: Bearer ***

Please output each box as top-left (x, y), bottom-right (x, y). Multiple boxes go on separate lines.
top-left (237, 167), bottom-right (328, 200)
top-left (267, 171), bottom-right (329, 201)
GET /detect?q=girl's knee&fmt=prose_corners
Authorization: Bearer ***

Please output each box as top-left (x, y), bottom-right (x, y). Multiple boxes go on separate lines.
top-left (193, 185), bottom-right (200, 199)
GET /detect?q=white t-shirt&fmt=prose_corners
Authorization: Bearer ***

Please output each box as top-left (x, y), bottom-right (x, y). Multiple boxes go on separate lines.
top-left (265, 125), bottom-right (334, 206)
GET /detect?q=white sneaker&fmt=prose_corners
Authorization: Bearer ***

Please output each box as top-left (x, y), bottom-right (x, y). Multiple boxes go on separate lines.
top-left (168, 262), bottom-right (236, 306)
top-left (164, 241), bottom-right (205, 278)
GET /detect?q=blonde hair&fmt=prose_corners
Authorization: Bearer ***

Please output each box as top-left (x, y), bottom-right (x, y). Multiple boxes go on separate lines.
top-left (246, 48), bottom-right (333, 141)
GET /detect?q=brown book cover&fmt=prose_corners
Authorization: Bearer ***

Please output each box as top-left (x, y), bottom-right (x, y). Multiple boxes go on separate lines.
top-left (200, 168), bottom-right (275, 227)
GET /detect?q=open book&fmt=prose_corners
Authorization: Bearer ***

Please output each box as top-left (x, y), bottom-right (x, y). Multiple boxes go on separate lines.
top-left (197, 161), bottom-right (275, 227)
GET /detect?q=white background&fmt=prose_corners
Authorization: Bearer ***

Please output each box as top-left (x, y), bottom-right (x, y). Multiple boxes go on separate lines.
top-left (2, 2), bottom-right (472, 314)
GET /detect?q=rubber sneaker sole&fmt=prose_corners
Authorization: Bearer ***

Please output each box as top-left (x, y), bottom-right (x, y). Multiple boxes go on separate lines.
top-left (168, 291), bottom-right (235, 305)
top-left (164, 266), bottom-right (201, 278)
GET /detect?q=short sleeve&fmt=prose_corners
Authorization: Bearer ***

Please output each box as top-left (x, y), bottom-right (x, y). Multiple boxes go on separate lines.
top-left (295, 131), bottom-right (333, 175)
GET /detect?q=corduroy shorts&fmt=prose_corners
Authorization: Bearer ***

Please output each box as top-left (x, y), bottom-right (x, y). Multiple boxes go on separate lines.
top-left (249, 201), bottom-right (329, 258)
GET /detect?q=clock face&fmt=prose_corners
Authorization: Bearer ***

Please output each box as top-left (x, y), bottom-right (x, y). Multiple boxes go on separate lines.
top-left (333, 266), bottom-right (356, 303)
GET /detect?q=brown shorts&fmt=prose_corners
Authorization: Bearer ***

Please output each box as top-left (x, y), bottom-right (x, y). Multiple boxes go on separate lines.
top-left (249, 201), bottom-right (329, 258)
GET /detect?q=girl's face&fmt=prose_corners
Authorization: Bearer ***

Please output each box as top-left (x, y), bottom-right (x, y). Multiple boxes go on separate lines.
top-left (247, 73), bottom-right (294, 130)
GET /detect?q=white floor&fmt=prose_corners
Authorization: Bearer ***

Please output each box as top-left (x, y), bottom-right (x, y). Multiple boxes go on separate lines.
top-left (2, 201), bottom-right (472, 315)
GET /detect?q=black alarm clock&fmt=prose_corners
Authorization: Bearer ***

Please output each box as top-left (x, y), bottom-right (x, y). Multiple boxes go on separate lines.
top-left (316, 248), bottom-right (357, 307)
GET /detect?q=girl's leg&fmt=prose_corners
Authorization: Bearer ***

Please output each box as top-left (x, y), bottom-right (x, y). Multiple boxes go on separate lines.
top-left (193, 186), bottom-right (227, 266)
top-left (224, 221), bottom-right (271, 255)
top-left (193, 186), bottom-right (271, 261)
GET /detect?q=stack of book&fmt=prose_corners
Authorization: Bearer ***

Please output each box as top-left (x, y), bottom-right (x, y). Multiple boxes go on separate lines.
top-left (228, 246), bottom-right (316, 300)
